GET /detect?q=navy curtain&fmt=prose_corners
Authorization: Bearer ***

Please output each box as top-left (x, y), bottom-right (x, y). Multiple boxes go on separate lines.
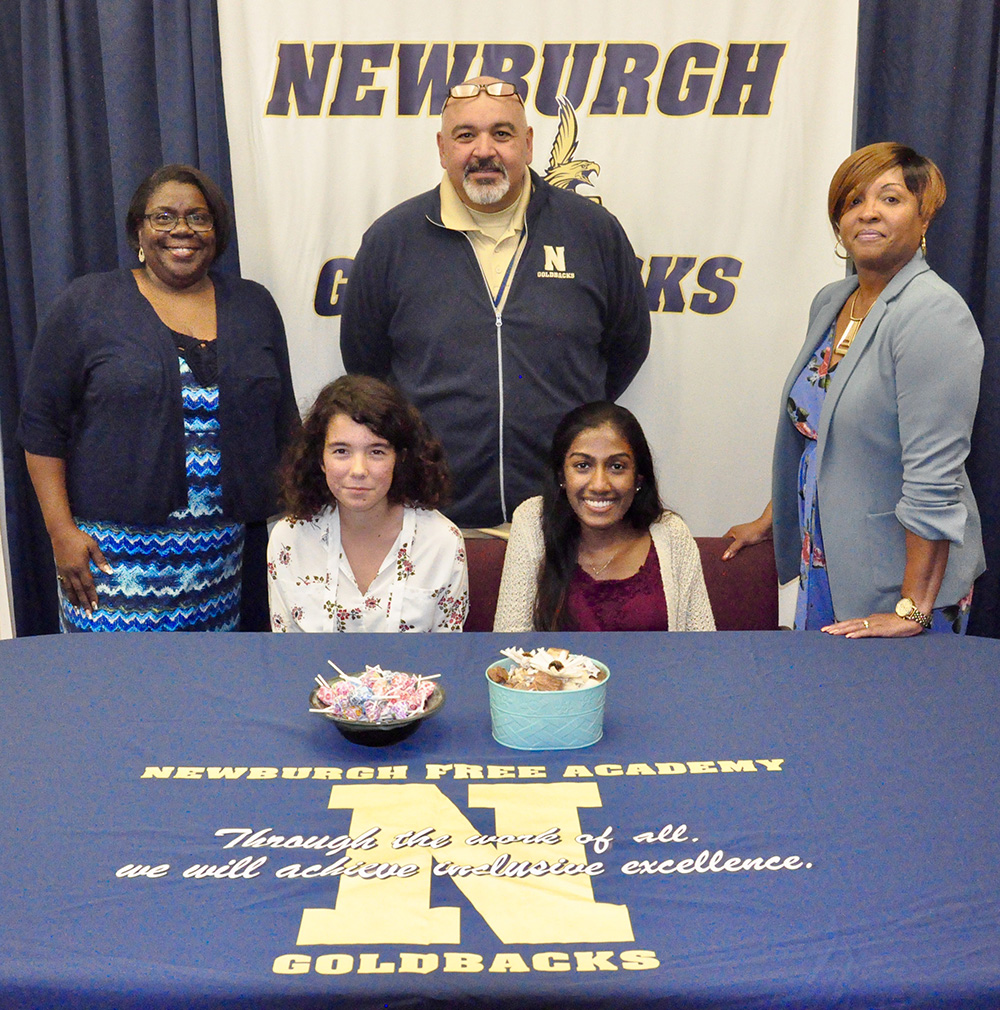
top-left (857, 0), bottom-right (1000, 637)
top-left (3, 2), bottom-right (999, 637)
top-left (0, 0), bottom-right (243, 635)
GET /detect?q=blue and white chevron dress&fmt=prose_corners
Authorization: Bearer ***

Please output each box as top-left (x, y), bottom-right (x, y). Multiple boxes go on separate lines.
top-left (59, 357), bottom-right (244, 632)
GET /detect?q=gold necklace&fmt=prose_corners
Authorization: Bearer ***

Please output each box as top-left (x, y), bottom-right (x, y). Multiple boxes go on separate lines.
top-left (583, 542), bottom-right (629, 578)
top-left (833, 289), bottom-right (871, 355)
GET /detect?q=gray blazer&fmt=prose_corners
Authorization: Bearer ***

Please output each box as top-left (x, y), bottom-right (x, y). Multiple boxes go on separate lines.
top-left (772, 252), bottom-right (985, 619)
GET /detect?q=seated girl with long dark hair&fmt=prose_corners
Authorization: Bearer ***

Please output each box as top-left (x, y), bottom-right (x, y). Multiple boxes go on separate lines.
top-left (493, 402), bottom-right (714, 632)
top-left (267, 375), bottom-right (468, 632)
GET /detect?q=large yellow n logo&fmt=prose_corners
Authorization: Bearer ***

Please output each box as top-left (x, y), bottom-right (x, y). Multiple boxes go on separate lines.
top-left (543, 245), bottom-right (566, 272)
top-left (297, 782), bottom-right (633, 944)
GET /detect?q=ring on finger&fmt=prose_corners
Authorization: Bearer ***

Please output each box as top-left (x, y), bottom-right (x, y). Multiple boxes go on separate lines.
top-left (863, 619), bottom-right (870, 630)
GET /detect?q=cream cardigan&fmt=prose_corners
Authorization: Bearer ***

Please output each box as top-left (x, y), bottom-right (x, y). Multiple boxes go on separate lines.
top-left (492, 496), bottom-right (715, 632)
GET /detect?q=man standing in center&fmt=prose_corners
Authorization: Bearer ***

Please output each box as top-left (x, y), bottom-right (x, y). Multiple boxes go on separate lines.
top-left (340, 77), bottom-right (650, 528)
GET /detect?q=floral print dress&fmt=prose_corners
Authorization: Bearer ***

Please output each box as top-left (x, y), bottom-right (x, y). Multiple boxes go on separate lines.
top-left (786, 325), bottom-right (836, 630)
top-left (266, 506), bottom-right (468, 632)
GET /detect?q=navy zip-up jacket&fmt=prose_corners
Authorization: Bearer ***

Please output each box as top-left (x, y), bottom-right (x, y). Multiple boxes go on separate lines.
top-left (340, 170), bottom-right (650, 528)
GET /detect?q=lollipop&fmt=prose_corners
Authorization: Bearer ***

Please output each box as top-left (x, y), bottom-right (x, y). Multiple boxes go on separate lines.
top-left (310, 664), bottom-right (439, 723)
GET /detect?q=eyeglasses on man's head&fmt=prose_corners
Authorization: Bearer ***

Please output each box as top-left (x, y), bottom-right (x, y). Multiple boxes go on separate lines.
top-left (442, 81), bottom-right (524, 111)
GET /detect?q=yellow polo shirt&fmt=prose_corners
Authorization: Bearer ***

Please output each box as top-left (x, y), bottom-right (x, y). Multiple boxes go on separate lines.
top-left (439, 173), bottom-right (531, 299)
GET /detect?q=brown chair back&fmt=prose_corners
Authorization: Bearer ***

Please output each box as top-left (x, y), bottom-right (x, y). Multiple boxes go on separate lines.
top-left (464, 537), bottom-right (509, 632)
top-left (695, 538), bottom-right (779, 630)
top-left (462, 535), bottom-right (779, 631)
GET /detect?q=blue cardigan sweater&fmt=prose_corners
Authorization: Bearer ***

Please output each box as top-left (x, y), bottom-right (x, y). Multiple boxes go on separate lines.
top-left (18, 269), bottom-right (299, 524)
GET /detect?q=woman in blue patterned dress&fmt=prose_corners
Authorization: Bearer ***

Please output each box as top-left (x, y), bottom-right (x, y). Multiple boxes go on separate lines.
top-left (19, 165), bottom-right (299, 631)
top-left (723, 144), bottom-right (984, 637)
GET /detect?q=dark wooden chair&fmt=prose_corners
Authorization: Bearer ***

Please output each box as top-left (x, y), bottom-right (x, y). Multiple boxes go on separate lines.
top-left (463, 535), bottom-right (779, 631)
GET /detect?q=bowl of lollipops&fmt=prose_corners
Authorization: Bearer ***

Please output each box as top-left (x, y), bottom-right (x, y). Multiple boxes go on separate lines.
top-left (309, 661), bottom-right (444, 746)
top-left (485, 647), bottom-right (610, 750)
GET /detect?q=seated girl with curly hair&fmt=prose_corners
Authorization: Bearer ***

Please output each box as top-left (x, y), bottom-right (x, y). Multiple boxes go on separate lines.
top-left (267, 375), bottom-right (468, 632)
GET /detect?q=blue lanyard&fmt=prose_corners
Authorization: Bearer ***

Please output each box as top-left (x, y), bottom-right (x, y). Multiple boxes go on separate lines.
top-left (491, 228), bottom-right (525, 310)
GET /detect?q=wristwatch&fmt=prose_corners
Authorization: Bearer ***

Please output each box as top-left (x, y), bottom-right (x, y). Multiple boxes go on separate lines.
top-left (895, 597), bottom-right (932, 629)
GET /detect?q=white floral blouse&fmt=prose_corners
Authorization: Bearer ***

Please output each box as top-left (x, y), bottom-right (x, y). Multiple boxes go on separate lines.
top-left (267, 506), bottom-right (468, 633)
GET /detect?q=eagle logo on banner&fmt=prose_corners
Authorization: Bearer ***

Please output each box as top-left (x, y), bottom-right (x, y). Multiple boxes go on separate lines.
top-left (544, 95), bottom-right (601, 203)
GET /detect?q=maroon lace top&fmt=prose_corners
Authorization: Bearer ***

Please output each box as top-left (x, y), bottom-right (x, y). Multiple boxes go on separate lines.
top-left (565, 543), bottom-right (668, 631)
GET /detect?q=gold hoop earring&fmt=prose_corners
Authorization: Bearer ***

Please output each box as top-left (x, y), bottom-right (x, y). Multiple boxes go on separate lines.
top-left (921, 234), bottom-right (927, 255)
top-left (138, 247), bottom-right (145, 264)
top-left (834, 236), bottom-right (848, 261)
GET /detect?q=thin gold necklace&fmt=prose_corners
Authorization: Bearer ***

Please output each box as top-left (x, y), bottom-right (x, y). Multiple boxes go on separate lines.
top-left (583, 541), bottom-right (629, 578)
top-left (833, 289), bottom-right (871, 355)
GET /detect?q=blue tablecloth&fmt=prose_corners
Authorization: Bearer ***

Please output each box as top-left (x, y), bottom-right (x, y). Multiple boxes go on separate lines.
top-left (1, 631), bottom-right (998, 1009)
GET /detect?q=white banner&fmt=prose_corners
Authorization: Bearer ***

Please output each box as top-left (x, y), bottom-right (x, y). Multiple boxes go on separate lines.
top-left (218, 0), bottom-right (857, 534)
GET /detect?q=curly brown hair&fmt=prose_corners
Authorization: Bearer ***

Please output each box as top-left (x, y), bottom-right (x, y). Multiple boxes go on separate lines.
top-left (279, 375), bottom-right (452, 519)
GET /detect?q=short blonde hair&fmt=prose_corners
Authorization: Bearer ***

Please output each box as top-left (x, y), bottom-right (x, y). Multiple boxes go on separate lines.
top-left (828, 142), bottom-right (946, 233)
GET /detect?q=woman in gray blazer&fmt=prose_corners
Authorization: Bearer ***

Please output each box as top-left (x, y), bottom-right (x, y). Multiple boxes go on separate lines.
top-left (724, 143), bottom-right (985, 637)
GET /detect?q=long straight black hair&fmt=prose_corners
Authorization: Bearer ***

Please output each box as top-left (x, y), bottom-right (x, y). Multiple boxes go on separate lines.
top-left (533, 402), bottom-right (664, 631)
